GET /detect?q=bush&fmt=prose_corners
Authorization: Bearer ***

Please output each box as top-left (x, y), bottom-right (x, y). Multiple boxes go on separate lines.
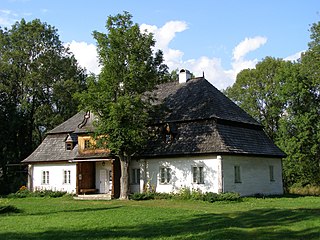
top-left (203, 192), bottom-right (219, 202)
top-left (7, 187), bottom-right (68, 198)
top-left (130, 192), bottom-right (155, 200)
top-left (289, 184), bottom-right (320, 196)
top-left (129, 188), bottom-right (242, 202)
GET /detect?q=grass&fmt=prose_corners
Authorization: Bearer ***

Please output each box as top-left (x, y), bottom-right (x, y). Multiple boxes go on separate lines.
top-left (0, 195), bottom-right (319, 239)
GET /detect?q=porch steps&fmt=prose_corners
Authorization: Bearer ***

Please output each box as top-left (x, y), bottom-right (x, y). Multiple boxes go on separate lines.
top-left (74, 194), bottom-right (112, 200)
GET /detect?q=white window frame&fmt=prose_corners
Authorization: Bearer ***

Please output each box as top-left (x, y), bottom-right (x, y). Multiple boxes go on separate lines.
top-left (131, 168), bottom-right (140, 185)
top-left (192, 166), bottom-right (204, 184)
top-left (234, 165), bottom-right (241, 183)
top-left (159, 167), bottom-right (171, 184)
top-left (42, 171), bottom-right (49, 185)
top-left (63, 170), bottom-right (71, 184)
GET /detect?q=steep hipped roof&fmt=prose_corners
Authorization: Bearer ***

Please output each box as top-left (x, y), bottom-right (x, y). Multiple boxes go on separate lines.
top-left (151, 77), bottom-right (260, 125)
top-left (23, 76), bottom-right (285, 163)
top-left (143, 77), bottom-right (285, 158)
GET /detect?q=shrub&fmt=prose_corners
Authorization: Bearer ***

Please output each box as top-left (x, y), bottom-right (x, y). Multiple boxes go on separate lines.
top-left (130, 192), bottom-right (155, 201)
top-left (289, 184), bottom-right (320, 196)
top-left (130, 188), bottom-right (242, 203)
top-left (203, 192), bottom-right (219, 202)
top-left (7, 188), bottom-right (68, 198)
top-left (217, 192), bottom-right (241, 201)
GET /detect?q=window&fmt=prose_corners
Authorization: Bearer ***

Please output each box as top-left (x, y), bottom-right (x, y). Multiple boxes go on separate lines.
top-left (234, 165), bottom-right (241, 183)
top-left (63, 170), bottom-right (71, 184)
top-left (269, 165), bottom-right (275, 182)
top-left (192, 166), bottom-right (204, 184)
top-left (84, 139), bottom-right (91, 149)
top-left (160, 167), bottom-right (171, 184)
top-left (42, 171), bottom-right (49, 185)
top-left (66, 142), bottom-right (73, 150)
top-left (131, 168), bottom-right (140, 185)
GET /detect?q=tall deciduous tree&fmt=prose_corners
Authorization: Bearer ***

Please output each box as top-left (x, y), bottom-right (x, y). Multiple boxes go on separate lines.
top-left (225, 21), bottom-right (320, 188)
top-left (277, 22), bottom-right (320, 187)
top-left (78, 12), bottom-right (169, 199)
top-left (0, 19), bottom-right (86, 193)
top-left (224, 57), bottom-right (289, 140)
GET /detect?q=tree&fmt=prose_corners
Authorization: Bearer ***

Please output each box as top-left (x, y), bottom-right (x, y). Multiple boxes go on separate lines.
top-left (277, 22), bottom-right (320, 187)
top-left (0, 19), bottom-right (86, 193)
top-left (224, 22), bottom-right (320, 188)
top-left (224, 57), bottom-right (289, 140)
top-left (78, 12), bottom-right (169, 199)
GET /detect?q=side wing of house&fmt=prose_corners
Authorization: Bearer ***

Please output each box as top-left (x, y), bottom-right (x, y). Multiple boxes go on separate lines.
top-left (222, 155), bottom-right (283, 196)
top-left (30, 162), bottom-right (77, 193)
top-left (133, 155), bottom-right (223, 194)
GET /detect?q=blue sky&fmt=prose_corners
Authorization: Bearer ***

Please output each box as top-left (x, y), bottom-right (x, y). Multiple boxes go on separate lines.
top-left (1, 0), bottom-right (319, 89)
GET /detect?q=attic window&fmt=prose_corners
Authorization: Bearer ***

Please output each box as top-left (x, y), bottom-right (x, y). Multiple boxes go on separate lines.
top-left (65, 134), bottom-right (76, 150)
top-left (162, 123), bottom-right (175, 144)
top-left (84, 139), bottom-right (92, 149)
top-left (66, 142), bottom-right (73, 151)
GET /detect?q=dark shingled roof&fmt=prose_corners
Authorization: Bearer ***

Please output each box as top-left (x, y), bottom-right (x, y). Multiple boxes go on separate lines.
top-left (143, 77), bottom-right (285, 158)
top-left (23, 77), bottom-right (285, 163)
top-left (48, 111), bottom-right (95, 134)
top-left (151, 77), bottom-right (260, 125)
top-left (23, 134), bottom-right (78, 163)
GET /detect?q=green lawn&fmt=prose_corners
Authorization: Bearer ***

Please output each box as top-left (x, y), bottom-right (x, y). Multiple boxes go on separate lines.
top-left (0, 196), bottom-right (319, 240)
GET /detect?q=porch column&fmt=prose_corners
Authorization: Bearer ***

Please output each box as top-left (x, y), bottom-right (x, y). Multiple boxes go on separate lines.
top-left (28, 164), bottom-right (33, 191)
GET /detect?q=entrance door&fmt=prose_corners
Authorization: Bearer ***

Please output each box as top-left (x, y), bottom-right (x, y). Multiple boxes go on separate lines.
top-left (99, 169), bottom-right (108, 193)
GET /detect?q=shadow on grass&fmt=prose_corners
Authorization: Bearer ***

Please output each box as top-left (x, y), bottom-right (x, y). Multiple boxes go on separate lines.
top-left (1, 207), bottom-right (320, 239)
top-left (0, 205), bottom-right (22, 214)
top-left (22, 206), bottom-right (123, 217)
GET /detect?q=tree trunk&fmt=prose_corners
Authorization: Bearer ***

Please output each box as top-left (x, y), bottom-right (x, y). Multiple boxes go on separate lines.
top-left (119, 152), bottom-right (130, 200)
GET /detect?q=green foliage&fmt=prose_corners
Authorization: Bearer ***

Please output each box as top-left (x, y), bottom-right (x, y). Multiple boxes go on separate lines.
top-left (225, 22), bottom-right (320, 188)
top-left (7, 188), bottom-right (68, 198)
top-left (289, 184), bottom-right (320, 196)
top-left (129, 192), bottom-right (155, 200)
top-left (0, 18), bottom-right (86, 193)
top-left (130, 188), bottom-right (241, 203)
top-left (77, 12), bottom-right (169, 199)
top-left (224, 57), bottom-right (289, 140)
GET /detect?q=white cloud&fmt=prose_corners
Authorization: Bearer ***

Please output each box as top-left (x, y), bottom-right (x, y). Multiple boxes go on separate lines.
top-left (232, 36), bottom-right (267, 61)
top-left (284, 51), bottom-right (303, 61)
top-left (141, 21), bottom-right (188, 69)
top-left (141, 22), bottom-right (267, 90)
top-left (66, 41), bottom-right (100, 74)
top-left (68, 22), bottom-right (267, 90)
top-left (141, 21), bottom-right (188, 50)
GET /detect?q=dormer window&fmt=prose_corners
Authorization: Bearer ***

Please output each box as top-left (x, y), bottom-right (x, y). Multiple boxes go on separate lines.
top-left (165, 134), bottom-right (171, 144)
top-left (84, 139), bottom-right (92, 149)
top-left (66, 142), bottom-right (73, 150)
top-left (162, 123), bottom-right (175, 144)
top-left (65, 134), bottom-right (77, 151)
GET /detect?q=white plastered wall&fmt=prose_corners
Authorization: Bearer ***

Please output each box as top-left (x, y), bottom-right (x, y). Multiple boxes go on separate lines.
top-left (136, 155), bottom-right (221, 194)
top-left (222, 155), bottom-right (283, 196)
top-left (130, 159), bottom-right (141, 193)
top-left (31, 163), bottom-right (77, 194)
